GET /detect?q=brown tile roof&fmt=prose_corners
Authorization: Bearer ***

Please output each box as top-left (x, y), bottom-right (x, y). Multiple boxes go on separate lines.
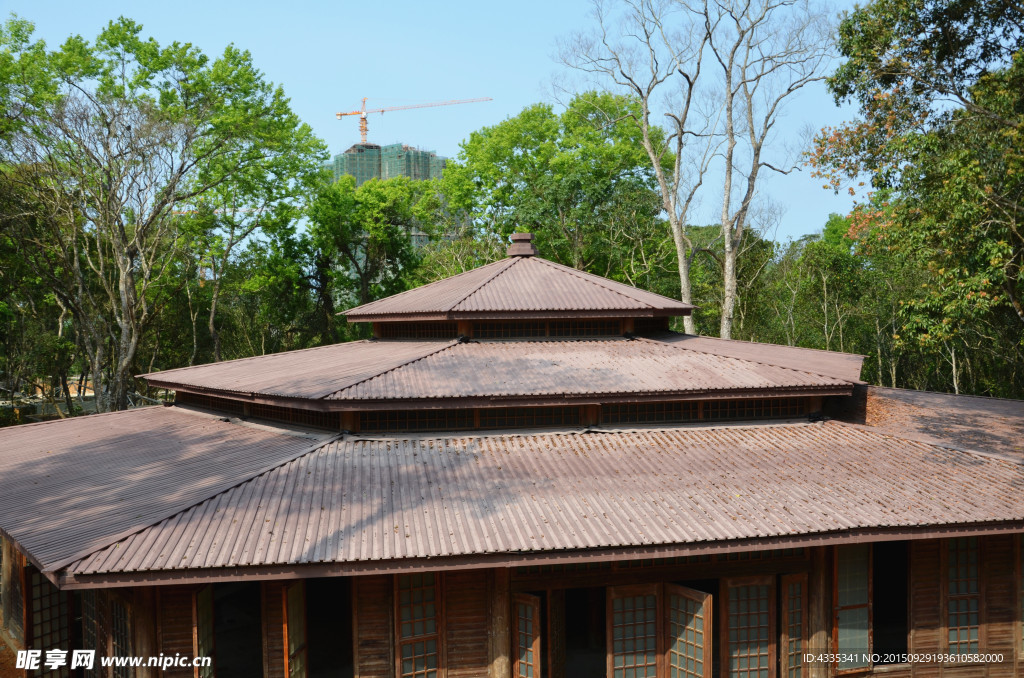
top-left (343, 256), bottom-right (694, 321)
top-left (64, 421), bottom-right (1024, 580)
top-left (142, 337), bottom-right (854, 405)
top-left (325, 338), bottom-right (852, 402)
top-left (141, 340), bottom-right (454, 398)
top-left (0, 407), bottom-right (333, 573)
top-left (655, 334), bottom-right (865, 383)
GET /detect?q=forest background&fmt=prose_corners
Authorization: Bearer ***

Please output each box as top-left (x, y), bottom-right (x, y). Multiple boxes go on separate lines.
top-left (1, 0), bottom-right (1022, 420)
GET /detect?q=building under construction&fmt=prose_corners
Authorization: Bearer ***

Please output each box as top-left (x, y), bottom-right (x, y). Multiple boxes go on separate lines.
top-left (331, 143), bottom-right (447, 185)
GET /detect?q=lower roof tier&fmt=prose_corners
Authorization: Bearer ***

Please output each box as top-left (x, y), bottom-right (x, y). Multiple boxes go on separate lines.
top-left (59, 416), bottom-right (1024, 585)
top-left (141, 334), bottom-right (862, 408)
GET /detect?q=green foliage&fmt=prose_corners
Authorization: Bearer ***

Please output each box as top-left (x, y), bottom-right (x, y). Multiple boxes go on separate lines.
top-left (444, 91), bottom-right (665, 271)
top-left (809, 0), bottom-right (1024, 395)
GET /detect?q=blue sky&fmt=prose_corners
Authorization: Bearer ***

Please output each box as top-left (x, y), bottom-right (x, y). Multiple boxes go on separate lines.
top-left (3, 0), bottom-right (861, 240)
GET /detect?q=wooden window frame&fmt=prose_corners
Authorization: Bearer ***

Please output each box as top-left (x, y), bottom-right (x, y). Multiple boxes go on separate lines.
top-left (942, 537), bottom-right (984, 659)
top-left (193, 585), bottom-right (215, 678)
top-left (607, 583), bottom-right (662, 678)
top-left (833, 545), bottom-right (872, 674)
top-left (720, 575), bottom-right (777, 678)
top-left (780, 573), bottom-right (808, 678)
top-left (513, 593), bottom-right (542, 678)
top-left (606, 582), bottom-right (713, 678)
top-left (394, 573), bottom-right (445, 678)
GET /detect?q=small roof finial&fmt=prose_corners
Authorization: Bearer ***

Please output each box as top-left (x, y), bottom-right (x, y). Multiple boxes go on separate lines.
top-left (507, 232), bottom-right (537, 257)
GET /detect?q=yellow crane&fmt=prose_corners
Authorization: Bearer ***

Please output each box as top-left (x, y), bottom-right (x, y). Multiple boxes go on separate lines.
top-left (336, 97), bottom-right (492, 145)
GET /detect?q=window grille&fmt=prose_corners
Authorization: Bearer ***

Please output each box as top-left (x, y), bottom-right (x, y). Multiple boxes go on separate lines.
top-left (947, 537), bottom-right (980, 654)
top-left (479, 407), bottom-right (581, 429)
top-left (396, 573), bottom-right (440, 678)
top-left (474, 321), bottom-right (547, 339)
top-left (633, 317), bottom-right (670, 335)
top-left (724, 581), bottom-right (773, 678)
top-left (250, 403), bottom-right (338, 429)
top-left (602, 401), bottom-right (700, 425)
top-left (704, 398), bottom-right (805, 421)
top-left (376, 322), bottom-right (459, 339)
top-left (30, 570), bottom-right (71, 677)
top-left (360, 409), bottom-right (475, 433)
top-left (109, 597), bottom-right (133, 678)
top-left (548, 319), bottom-right (621, 337)
top-left (175, 392), bottom-right (245, 416)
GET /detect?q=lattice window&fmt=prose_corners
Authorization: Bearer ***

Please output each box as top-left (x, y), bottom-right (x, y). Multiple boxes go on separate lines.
top-left (834, 544), bottom-right (871, 670)
top-left (609, 587), bottom-right (659, 678)
top-left (375, 322), bottom-right (459, 339)
top-left (947, 537), bottom-right (980, 654)
top-left (175, 392), bottom-right (245, 416)
top-left (361, 409), bottom-right (475, 433)
top-left (474, 321), bottom-right (547, 339)
top-left (513, 594), bottom-right (542, 678)
top-left (396, 573), bottom-right (440, 678)
top-left (479, 407), bottom-right (581, 429)
top-left (720, 549), bottom-right (806, 562)
top-left (80, 592), bottom-right (100, 678)
top-left (633, 317), bottom-right (670, 335)
top-left (548, 319), bottom-right (622, 337)
top-left (30, 570), bottom-right (71, 678)
top-left (781, 575), bottom-right (807, 678)
top-left (705, 398), bottom-right (805, 421)
top-left (250, 403), bottom-right (338, 429)
top-left (109, 597), bottom-right (133, 678)
top-left (724, 579), bottom-right (773, 678)
top-left (667, 585), bottom-right (711, 678)
top-left (602, 402), bottom-right (700, 425)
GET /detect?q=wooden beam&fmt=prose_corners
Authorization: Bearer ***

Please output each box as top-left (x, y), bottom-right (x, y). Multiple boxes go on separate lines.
top-left (488, 568), bottom-right (511, 678)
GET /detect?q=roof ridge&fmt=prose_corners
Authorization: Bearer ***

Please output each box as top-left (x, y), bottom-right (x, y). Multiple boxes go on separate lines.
top-left (322, 339), bottom-right (462, 400)
top-left (48, 427), bottom-right (342, 574)
top-left (445, 257), bottom-right (518, 312)
top-left (532, 257), bottom-right (665, 308)
top-left (640, 335), bottom-right (851, 384)
top-left (342, 258), bottom-right (511, 316)
top-left (139, 339), bottom-right (374, 381)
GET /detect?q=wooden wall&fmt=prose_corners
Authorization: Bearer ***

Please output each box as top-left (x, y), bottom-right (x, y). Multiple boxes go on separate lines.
top-left (0, 537), bottom-right (26, 651)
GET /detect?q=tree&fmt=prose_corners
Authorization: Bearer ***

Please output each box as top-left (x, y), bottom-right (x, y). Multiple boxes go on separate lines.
top-left (563, 0), bottom-right (832, 337)
top-left (810, 0), bottom-right (1024, 394)
top-left (443, 91), bottom-right (665, 272)
top-left (0, 16), bottom-right (324, 410)
top-left (307, 175), bottom-right (425, 320)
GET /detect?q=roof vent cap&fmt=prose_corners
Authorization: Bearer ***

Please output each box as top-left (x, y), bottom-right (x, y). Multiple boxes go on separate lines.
top-left (507, 232), bottom-right (538, 257)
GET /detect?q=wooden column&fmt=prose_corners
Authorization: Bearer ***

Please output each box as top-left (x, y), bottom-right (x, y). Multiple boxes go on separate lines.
top-left (133, 587), bottom-right (159, 678)
top-left (262, 582), bottom-right (287, 678)
top-left (807, 546), bottom-right (831, 678)
top-left (547, 589), bottom-right (566, 678)
top-left (488, 568), bottom-right (511, 678)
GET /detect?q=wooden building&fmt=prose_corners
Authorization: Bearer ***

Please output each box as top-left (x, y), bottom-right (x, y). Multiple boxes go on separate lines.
top-left (1, 233), bottom-right (1023, 678)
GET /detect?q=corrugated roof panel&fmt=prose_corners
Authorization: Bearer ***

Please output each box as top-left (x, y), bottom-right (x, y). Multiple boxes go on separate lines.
top-left (343, 259), bottom-right (514, 318)
top-left (141, 340), bottom-right (454, 398)
top-left (327, 339), bottom-right (849, 400)
top-left (0, 406), bottom-right (331, 572)
top-left (656, 334), bottom-right (866, 383)
top-left (67, 422), bottom-right (1024, 575)
top-left (344, 256), bottom-right (693, 320)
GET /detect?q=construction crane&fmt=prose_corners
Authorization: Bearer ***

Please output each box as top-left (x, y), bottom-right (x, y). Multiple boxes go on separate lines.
top-left (336, 97), bottom-right (492, 145)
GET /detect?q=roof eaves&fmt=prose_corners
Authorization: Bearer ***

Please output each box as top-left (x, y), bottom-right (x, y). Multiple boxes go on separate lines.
top-left (43, 428), bottom-right (342, 575)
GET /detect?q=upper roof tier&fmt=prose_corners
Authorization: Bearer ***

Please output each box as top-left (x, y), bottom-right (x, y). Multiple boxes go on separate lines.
top-left (344, 233), bottom-right (694, 322)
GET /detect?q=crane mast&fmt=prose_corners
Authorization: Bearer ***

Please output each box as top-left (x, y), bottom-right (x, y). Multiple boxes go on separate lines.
top-left (336, 97), bottom-right (492, 144)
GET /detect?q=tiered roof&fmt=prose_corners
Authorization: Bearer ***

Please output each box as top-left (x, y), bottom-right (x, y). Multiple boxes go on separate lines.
top-left (1, 232), bottom-right (1021, 589)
